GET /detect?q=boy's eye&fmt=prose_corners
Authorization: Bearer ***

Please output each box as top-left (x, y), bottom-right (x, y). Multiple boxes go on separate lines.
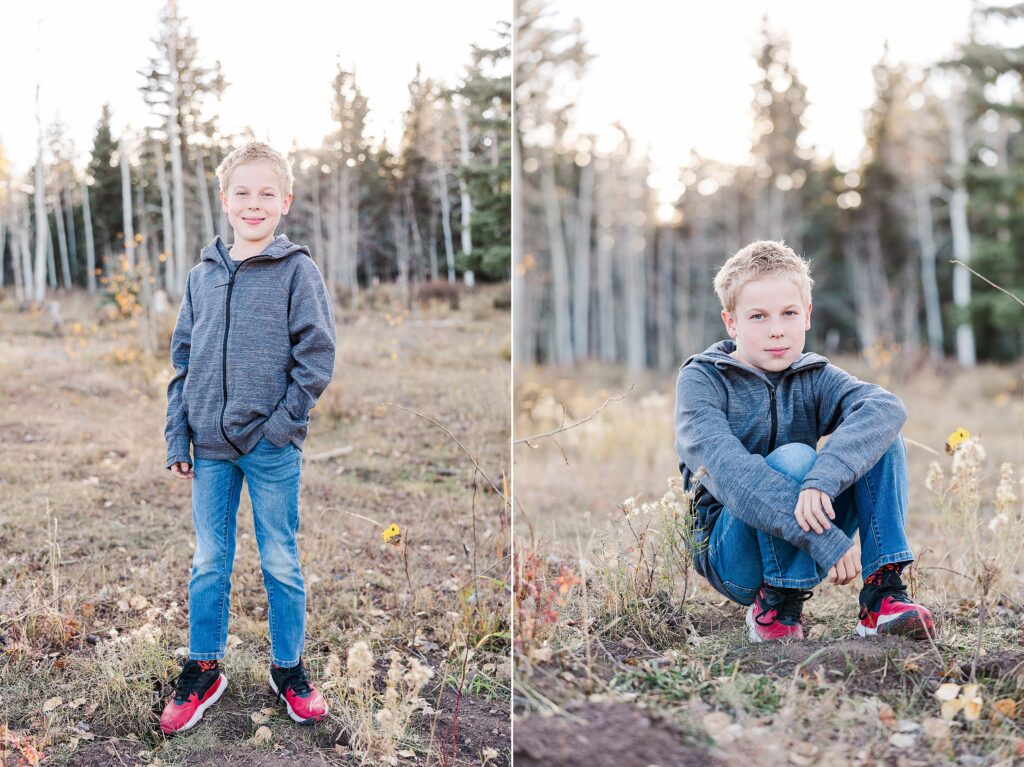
top-left (751, 313), bottom-right (763, 320)
top-left (785, 310), bottom-right (797, 316)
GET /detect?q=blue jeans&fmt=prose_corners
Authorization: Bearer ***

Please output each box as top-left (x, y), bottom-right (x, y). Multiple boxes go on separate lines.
top-left (706, 438), bottom-right (914, 605)
top-left (188, 436), bottom-right (306, 667)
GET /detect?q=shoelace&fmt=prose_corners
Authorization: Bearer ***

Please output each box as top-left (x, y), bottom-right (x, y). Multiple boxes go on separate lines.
top-left (273, 662), bottom-right (312, 702)
top-left (168, 660), bottom-right (218, 703)
top-left (860, 564), bottom-right (910, 617)
top-left (755, 586), bottom-right (813, 626)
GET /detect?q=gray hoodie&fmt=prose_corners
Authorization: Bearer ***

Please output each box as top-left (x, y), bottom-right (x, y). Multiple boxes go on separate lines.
top-left (164, 235), bottom-right (336, 468)
top-left (674, 340), bottom-right (907, 572)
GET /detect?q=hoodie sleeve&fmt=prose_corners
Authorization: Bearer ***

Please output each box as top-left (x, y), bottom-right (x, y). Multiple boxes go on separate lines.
top-left (165, 272), bottom-right (194, 469)
top-left (798, 363), bottom-right (908, 498)
top-left (262, 258), bottom-right (337, 447)
top-left (675, 364), bottom-right (853, 570)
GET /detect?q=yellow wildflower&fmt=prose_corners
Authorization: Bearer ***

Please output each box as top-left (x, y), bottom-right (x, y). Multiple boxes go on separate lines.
top-left (382, 523), bottom-right (401, 545)
top-left (945, 427), bottom-right (970, 455)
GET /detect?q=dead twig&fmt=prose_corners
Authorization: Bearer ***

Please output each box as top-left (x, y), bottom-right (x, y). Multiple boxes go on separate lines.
top-left (514, 386), bottom-right (633, 451)
top-left (951, 260), bottom-right (1024, 309)
top-left (383, 402), bottom-right (504, 500)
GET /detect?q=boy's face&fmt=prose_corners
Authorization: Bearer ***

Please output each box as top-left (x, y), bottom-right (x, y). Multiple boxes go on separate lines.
top-left (219, 161), bottom-right (293, 247)
top-left (721, 274), bottom-right (812, 373)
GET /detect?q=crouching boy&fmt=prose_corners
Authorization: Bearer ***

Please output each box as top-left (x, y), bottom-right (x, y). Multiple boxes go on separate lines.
top-left (674, 240), bottom-right (934, 642)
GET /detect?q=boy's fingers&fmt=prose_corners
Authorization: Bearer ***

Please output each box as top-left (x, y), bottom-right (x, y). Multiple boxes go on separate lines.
top-left (823, 495), bottom-right (835, 520)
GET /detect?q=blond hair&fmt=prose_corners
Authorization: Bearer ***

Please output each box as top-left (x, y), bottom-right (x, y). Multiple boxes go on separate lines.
top-left (215, 141), bottom-right (294, 196)
top-left (713, 240), bottom-right (813, 314)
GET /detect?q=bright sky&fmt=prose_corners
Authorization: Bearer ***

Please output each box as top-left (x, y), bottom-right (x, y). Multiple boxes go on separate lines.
top-left (549, 0), bottom-right (983, 191)
top-left (0, 0), bottom-right (509, 176)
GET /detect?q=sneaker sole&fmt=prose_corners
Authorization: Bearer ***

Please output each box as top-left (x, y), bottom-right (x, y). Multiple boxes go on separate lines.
top-left (856, 610), bottom-right (935, 639)
top-left (162, 673), bottom-right (228, 735)
top-left (268, 675), bottom-right (328, 725)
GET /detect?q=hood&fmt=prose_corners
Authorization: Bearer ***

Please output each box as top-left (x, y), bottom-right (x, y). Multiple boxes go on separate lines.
top-left (681, 339), bottom-right (828, 379)
top-left (200, 234), bottom-right (310, 266)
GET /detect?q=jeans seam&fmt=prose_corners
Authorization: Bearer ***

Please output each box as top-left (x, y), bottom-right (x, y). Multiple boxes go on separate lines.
top-left (214, 468), bottom-right (239, 656)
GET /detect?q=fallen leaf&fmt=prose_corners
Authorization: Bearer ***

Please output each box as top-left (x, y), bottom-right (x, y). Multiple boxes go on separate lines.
top-left (994, 698), bottom-right (1016, 719)
top-left (941, 699), bottom-right (963, 720)
top-left (922, 717), bottom-right (952, 740)
top-left (935, 683), bottom-right (961, 702)
top-left (890, 732), bottom-right (917, 748)
top-left (42, 697), bottom-right (63, 713)
top-left (129, 595), bottom-right (149, 611)
top-left (398, 750), bottom-right (416, 758)
top-left (251, 711), bottom-right (270, 725)
top-left (878, 704), bottom-right (897, 730)
top-left (67, 698), bottom-right (87, 709)
top-left (250, 726), bottom-right (273, 746)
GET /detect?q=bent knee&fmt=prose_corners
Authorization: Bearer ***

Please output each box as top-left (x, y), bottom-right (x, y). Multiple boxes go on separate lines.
top-left (767, 442), bottom-right (817, 481)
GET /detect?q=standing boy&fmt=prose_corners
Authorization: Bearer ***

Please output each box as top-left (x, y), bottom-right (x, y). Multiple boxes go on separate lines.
top-left (161, 141), bottom-right (336, 733)
top-left (674, 240), bottom-right (934, 643)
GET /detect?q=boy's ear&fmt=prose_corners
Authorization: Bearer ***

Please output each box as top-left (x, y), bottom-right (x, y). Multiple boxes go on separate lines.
top-left (281, 193), bottom-right (293, 215)
top-left (805, 302), bottom-right (813, 331)
top-left (219, 190), bottom-right (228, 212)
top-left (721, 308), bottom-right (737, 338)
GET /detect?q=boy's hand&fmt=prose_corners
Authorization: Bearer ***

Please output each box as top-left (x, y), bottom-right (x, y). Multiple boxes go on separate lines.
top-left (827, 547), bottom-right (861, 585)
top-left (794, 488), bottom-right (835, 534)
top-left (170, 461), bottom-right (194, 480)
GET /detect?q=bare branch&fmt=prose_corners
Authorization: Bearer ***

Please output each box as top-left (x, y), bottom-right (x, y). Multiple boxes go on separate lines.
top-left (515, 386), bottom-right (633, 448)
top-left (951, 260), bottom-right (1024, 309)
top-left (384, 402), bottom-right (505, 500)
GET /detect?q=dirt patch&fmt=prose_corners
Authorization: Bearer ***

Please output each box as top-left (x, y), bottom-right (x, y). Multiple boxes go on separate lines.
top-left (725, 637), bottom-right (947, 696)
top-left (412, 685), bottom-right (511, 766)
top-left (514, 701), bottom-right (711, 767)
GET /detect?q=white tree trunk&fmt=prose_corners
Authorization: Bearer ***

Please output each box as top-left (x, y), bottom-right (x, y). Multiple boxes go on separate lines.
top-left (119, 135), bottom-right (135, 268)
top-left (541, 155), bottom-right (572, 365)
top-left (572, 158), bottom-right (594, 360)
top-left (53, 185), bottom-right (71, 289)
top-left (81, 178), bottom-right (96, 294)
top-left (339, 163), bottom-right (351, 292)
top-left (436, 156), bottom-right (456, 284)
top-left (20, 195), bottom-right (35, 300)
top-left (456, 102), bottom-right (473, 258)
top-left (349, 170), bottom-right (360, 304)
top-left (63, 182), bottom-right (78, 283)
top-left (196, 149), bottom-right (215, 245)
top-left (595, 170), bottom-right (616, 361)
top-left (156, 146), bottom-right (174, 291)
top-left (913, 177), bottom-right (943, 363)
top-left (326, 165), bottom-right (339, 298)
top-left (311, 163), bottom-right (325, 274)
top-left (945, 94), bottom-right (976, 368)
top-left (656, 227), bottom-right (675, 370)
top-left (623, 172), bottom-right (646, 372)
top-left (33, 85), bottom-right (47, 303)
top-left (168, 24), bottom-right (188, 296)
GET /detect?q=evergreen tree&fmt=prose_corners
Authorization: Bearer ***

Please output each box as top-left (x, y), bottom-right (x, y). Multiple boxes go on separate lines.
top-left (86, 104), bottom-right (123, 265)
top-left (455, 23), bottom-right (511, 280)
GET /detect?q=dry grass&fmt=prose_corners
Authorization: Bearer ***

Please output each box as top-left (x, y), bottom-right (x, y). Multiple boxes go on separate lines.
top-left (513, 354), bottom-right (1024, 766)
top-left (0, 283), bottom-right (511, 767)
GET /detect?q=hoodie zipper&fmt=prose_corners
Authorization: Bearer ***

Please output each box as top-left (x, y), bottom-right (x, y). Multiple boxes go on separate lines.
top-left (218, 253), bottom-right (275, 455)
top-left (766, 383), bottom-right (778, 452)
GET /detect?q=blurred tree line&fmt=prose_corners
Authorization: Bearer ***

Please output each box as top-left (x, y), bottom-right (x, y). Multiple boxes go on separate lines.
top-left (0, 1), bottom-right (510, 310)
top-left (514, 0), bottom-right (1024, 371)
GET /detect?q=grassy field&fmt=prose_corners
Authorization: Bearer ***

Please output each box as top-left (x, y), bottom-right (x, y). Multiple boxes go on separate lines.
top-left (0, 282), bottom-right (511, 767)
top-left (513, 354), bottom-right (1024, 767)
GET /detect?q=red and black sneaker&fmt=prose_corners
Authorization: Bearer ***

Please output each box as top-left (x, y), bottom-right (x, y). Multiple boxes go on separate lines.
top-left (746, 584), bottom-right (813, 642)
top-left (269, 658), bottom-right (328, 724)
top-left (857, 562), bottom-right (935, 639)
top-left (160, 659), bottom-right (228, 735)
